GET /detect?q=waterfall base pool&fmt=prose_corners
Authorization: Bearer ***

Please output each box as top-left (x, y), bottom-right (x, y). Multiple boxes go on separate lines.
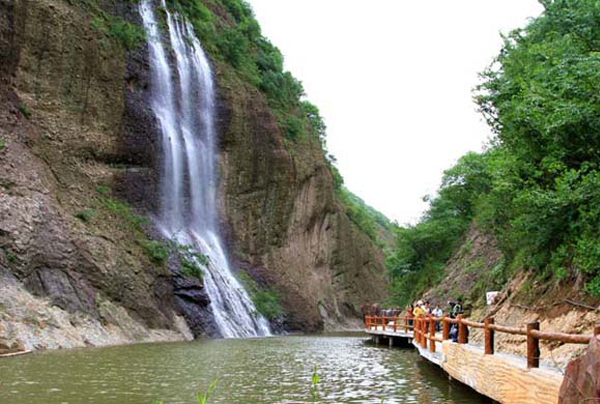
top-left (1, 333), bottom-right (492, 404)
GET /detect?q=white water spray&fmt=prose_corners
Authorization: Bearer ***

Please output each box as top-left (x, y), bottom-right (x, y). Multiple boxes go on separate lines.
top-left (139, 0), bottom-right (271, 338)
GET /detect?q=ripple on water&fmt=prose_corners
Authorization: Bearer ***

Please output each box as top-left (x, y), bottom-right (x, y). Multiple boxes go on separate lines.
top-left (0, 335), bottom-right (491, 404)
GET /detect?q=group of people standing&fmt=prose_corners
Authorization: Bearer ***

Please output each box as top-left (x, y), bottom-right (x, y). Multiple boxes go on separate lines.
top-left (405, 298), bottom-right (464, 338)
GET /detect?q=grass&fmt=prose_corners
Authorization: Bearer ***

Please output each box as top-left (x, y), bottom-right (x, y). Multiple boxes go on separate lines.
top-left (154, 380), bottom-right (219, 404)
top-left (237, 271), bottom-right (282, 320)
top-left (91, 9), bottom-right (145, 51)
top-left (17, 104), bottom-right (31, 118)
top-left (96, 186), bottom-right (149, 232)
top-left (310, 365), bottom-right (319, 403)
top-left (138, 239), bottom-right (169, 264)
top-left (75, 209), bottom-right (96, 222)
top-left (0, 139), bottom-right (5, 151)
top-left (166, 241), bottom-right (209, 281)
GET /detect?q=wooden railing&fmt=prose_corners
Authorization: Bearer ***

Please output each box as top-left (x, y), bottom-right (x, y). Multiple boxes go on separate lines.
top-left (365, 315), bottom-right (414, 333)
top-left (365, 315), bottom-right (600, 369)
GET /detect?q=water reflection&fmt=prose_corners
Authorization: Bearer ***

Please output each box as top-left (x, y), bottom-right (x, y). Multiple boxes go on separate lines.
top-left (0, 334), bottom-right (490, 404)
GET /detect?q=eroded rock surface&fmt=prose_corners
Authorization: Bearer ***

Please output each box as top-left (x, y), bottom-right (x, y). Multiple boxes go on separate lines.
top-left (559, 337), bottom-right (600, 404)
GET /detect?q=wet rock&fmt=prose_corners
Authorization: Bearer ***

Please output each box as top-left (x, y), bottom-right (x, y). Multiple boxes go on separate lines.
top-left (171, 274), bottom-right (218, 338)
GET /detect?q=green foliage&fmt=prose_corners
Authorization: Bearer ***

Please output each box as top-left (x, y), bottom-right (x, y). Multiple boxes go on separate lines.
top-left (161, 0), bottom-right (351, 230)
top-left (95, 186), bottom-right (149, 231)
top-left (197, 379), bottom-right (219, 404)
top-left (138, 239), bottom-right (169, 264)
top-left (337, 188), bottom-right (395, 245)
top-left (168, 241), bottom-right (209, 281)
top-left (338, 189), bottom-right (378, 241)
top-left (92, 12), bottom-right (145, 50)
top-left (153, 379), bottom-right (219, 404)
top-left (474, 0), bottom-right (600, 296)
top-left (75, 209), bottom-right (96, 223)
top-left (283, 115), bottom-right (304, 141)
top-left (101, 195), bottom-right (149, 232)
top-left (169, 0), bottom-right (326, 150)
top-left (390, 0), bottom-right (600, 303)
top-left (237, 272), bottom-right (282, 320)
top-left (0, 139), bottom-right (5, 151)
top-left (386, 153), bottom-right (492, 306)
top-left (95, 184), bottom-right (111, 195)
top-left (5, 250), bottom-right (17, 264)
top-left (309, 365), bottom-right (319, 403)
top-left (17, 104), bottom-right (31, 119)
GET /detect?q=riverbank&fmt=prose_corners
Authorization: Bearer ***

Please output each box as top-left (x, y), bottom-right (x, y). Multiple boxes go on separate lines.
top-left (0, 275), bottom-right (194, 351)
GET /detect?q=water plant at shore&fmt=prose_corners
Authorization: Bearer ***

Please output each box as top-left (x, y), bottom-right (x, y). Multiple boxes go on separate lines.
top-left (154, 380), bottom-right (219, 404)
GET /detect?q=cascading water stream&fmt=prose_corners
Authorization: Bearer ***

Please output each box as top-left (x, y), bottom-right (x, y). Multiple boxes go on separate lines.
top-left (139, 0), bottom-right (271, 338)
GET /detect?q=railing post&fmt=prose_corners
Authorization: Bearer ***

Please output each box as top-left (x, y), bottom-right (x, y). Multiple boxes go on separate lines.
top-left (429, 316), bottom-right (436, 353)
top-left (442, 315), bottom-right (449, 340)
top-left (394, 316), bottom-right (397, 333)
top-left (595, 323), bottom-right (600, 338)
top-left (404, 316), bottom-right (408, 333)
top-left (484, 317), bottom-right (494, 355)
top-left (413, 318), bottom-right (417, 340)
top-left (422, 318), bottom-right (427, 350)
top-left (457, 315), bottom-right (467, 344)
top-left (527, 321), bottom-right (540, 368)
top-left (382, 316), bottom-right (386, 332)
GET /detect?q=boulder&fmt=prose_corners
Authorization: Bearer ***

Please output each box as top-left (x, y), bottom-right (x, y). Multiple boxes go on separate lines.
top-left (558, 336), bottom-right (600, 404)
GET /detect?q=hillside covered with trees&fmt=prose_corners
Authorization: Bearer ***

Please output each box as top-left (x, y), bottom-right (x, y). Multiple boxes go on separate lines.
top-left (386, 0), bottom-right (600, 306)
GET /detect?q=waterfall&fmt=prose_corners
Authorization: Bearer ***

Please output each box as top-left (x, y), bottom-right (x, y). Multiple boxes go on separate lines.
top-left (139, 0), bottom-right (271, 338)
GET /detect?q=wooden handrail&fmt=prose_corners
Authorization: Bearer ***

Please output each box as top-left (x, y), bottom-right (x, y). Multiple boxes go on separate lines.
top-left (365, 314), bottom-right (600, 369)
top-left (529, 329), bottom-right (594, 344)
top-left (462, 319), bottom-right (485, 329)
top-left (490, 323), bottom-right (527, 335)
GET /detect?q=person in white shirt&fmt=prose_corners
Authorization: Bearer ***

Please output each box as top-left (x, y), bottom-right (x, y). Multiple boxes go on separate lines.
top-left (432, 304), bottom-right (443, 331)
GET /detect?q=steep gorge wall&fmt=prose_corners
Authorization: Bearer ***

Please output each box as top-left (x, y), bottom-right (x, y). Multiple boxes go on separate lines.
top-left (0, 0), bottom-right (387, 349)
top-left (0, 0), bottom-right (196, 348)
top-left (215, 69), bottom-right (387, 331)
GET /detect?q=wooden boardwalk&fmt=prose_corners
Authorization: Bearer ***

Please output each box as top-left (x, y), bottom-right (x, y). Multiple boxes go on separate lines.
top-left (365, 315), bottom-right (600, 404)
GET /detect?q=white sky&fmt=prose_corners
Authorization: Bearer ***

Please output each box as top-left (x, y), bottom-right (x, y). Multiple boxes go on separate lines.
top-left (247, 0), bottom-right (544, 225)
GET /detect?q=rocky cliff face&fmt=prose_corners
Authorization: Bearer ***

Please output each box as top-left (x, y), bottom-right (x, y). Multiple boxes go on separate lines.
top-left (0, 0), bottom-right (387, 349)
top-left (215, 69), bottom-right (387, 331)
top-left (0, 0), bottom-right (198, 348)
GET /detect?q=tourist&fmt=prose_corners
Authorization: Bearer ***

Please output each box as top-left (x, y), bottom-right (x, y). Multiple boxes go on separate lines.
top-left (451, 298), bottom-right (463, 318)
top-left (424, 301), bottom-right (431, 314)
top-left (449, 298), bottom-right (464, 342)
top-left (406, 304), bottom-right (414, 327)
top-left (447, 301), bottom-right (455, 318)
top-left (432, 304), bottom-right (443, 332)
top-left (413, 301), bottom-right (425, 317)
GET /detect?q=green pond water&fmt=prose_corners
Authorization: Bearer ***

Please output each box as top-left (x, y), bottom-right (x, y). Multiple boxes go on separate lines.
top-left (0, 333), bottom-right (491, 404)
